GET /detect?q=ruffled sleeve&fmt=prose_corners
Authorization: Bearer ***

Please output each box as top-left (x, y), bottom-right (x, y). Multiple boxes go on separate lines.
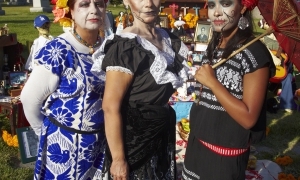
top-left (35, 37), bottom-right (76, 76)
top-left (92, 34), bottom-right (150, 78)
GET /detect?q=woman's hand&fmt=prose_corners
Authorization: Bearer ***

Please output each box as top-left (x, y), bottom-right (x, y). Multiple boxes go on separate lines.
top-left (110, 159), bottom-right (129, 180)
top-left (194, 64), bottom-right (217, 89)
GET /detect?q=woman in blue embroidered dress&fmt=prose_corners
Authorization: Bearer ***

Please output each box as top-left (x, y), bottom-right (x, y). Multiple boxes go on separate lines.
top-left (91, 0), bottom-right (189, 179)
top-left (20, 0), bottom-right (110, 178)
top-left (182, 0), bottom-right (275, 179)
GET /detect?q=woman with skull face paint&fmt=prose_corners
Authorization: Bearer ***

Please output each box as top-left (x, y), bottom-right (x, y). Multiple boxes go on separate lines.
top-left (20, 0), bottom-right (111, 179)
top-left (25, 15), bottom-right (54, 71)
top-left (182, 0), bottom-right (275, 179)
top-left (91, 0), bottom-right (189, 179)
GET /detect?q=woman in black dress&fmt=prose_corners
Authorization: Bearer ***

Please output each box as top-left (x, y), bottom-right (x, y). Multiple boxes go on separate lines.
top-left (182, 0), bottom-right (275, 179)
top-left (91, 0), bottom-right (189, 179)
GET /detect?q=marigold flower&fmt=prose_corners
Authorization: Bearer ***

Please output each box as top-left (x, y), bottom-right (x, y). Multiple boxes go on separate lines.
top-left (279, 172), bottom-right (286, 179)
top-left (59, 18), bottom-right (72, 27)
top-left (275, 157), bottom-right (284, 165)
top-left (287, 174), bottom-right (296, 180)
top-left (266, 127), bottom-right (270, 136)
top-left (56, 0), bottom-right (68, 8)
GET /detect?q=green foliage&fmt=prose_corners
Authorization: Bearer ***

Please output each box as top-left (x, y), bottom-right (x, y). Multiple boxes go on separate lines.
top-left (108, 0), bottom-right (123, 7)
top-left (0, 114), bottom-right (12, 133)
top-left (0, 135), bottom-right (34, 179)
top-left (254, 110), bottom-right (300, 177)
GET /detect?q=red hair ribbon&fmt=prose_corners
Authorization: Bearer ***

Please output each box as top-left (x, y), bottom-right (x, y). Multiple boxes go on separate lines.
top-left (242, 0), bottom-right (258, 11)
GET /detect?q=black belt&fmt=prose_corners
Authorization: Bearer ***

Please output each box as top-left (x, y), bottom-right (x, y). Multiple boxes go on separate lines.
top-left (48, 116), bottom-right (103, 134)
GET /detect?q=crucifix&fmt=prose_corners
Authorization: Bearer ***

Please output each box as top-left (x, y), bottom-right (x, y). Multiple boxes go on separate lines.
top-left (169, 3), bottom-right (178, 18)
top-left (181, 5), bottom-right (189, 16)
top-left (193, 6), bottom-right (201, 17)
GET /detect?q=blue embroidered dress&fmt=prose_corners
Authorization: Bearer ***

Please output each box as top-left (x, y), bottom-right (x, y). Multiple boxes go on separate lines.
top-left (33, 32), bottom-right (106, 180)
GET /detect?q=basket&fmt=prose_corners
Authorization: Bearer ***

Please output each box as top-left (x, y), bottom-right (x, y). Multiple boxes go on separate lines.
top-left (177, 121), bottom-right (190, 142)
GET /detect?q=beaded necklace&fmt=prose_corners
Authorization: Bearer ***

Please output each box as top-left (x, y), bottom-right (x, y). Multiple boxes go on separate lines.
top-left (73, 30), bottom-right (101, 54)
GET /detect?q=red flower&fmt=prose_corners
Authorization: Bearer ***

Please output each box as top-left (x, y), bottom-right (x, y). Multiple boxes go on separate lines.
top-left (51, 0), bottom-right (57, 5)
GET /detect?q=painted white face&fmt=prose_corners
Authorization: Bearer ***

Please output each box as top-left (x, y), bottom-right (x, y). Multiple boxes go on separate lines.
top-left (72, 0), bottom-right (105, 31)
top-left (207, 0), bottom-right (242, 32)
top-left (127, 0), bottom-right (161, 24)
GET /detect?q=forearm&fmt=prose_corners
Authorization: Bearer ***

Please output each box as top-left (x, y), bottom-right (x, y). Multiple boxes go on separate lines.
top-left (20, 65), bottom-right (59, 135)
top-left (209, 81), bottom-right (253, 129)
top-left (104, 110), bottom-right (126, 161)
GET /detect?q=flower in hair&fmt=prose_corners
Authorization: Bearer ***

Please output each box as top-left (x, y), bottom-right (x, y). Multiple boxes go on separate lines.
top-left (52, 0), bottom-right (72, 27)
top-left (242, 0), bottom-right (259, 11)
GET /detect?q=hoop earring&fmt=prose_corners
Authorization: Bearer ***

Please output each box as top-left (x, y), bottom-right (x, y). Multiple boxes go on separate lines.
top-left (238, 15), bottom-right (249, 30)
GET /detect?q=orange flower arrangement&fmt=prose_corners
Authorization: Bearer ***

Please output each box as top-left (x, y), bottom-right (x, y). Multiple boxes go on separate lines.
top-left (1, 130), bottom-right (18, 147)
top-left (275, 155), bottom-right (293, 166)
top-left (278, 172), bottom-right (299, 180)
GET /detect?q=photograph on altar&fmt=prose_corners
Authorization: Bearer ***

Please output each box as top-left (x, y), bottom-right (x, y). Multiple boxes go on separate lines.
top-left (192, 53), bottom-right (203, 62)
top-left (9, 71), bottom-right (28, 87)
top-left (158, 15), bottom-right (168, 28)
top-left (194, 20), bottom-right (212, 44)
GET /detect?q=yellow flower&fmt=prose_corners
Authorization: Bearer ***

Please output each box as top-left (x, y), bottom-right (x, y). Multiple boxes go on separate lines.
top-left (2, 130), bottom-right (8, 142)
top-left (7, 139), bottom-right (13, 146)
top-left (56, 0), bottom-right (68, 8)
top-left (59, 17), bottom-right (72, 27)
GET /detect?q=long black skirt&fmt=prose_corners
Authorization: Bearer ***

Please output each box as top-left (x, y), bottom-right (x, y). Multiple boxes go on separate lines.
top-left (104, 103), bottom-right (176, 180)
top-left (182, 134), bottom-right (250, 180)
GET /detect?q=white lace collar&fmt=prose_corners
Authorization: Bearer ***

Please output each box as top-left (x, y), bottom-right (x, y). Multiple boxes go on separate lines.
top-left (91, 29), bottom-right (189, 88)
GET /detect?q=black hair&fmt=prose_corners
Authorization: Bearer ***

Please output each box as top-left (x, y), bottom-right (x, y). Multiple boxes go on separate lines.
top-left (206, 8), bottom-right (254, 61)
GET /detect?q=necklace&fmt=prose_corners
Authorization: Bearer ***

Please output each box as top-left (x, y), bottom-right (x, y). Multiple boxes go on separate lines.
top-left (73, 30), bottom-right (101, 54)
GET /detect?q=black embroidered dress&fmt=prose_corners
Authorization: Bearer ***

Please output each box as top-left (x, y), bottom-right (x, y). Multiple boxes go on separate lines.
top-left (91, 28), bottom-right (189, 179)
top-left (182, 38), bottom-right (275, 180)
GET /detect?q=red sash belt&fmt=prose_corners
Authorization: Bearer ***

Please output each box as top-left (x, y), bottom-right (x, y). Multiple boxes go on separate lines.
top-left (199, 139), bottom-right (249, 156)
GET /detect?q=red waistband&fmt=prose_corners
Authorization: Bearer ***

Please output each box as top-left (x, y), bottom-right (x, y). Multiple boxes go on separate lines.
top-left (199, 139), bottom-right (249, 156)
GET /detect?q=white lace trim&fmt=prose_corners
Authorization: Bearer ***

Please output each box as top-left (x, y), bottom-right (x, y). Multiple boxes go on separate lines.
top-left (91, 34), bottom-right (115, 81)
top-left (118, 29), bottom-right (189, 89)
top-left (91, 30), bottom-right (189, 88)
top-left (106, 66), bottom-right (133, 75)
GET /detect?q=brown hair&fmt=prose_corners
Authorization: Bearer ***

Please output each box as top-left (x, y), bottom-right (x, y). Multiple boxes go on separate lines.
top-left (65, 0), bottom-right (76, 19)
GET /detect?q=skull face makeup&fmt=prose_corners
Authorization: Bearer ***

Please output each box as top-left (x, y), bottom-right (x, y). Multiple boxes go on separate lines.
top-left (208, 0), bottom-right (243, 33)
top-left (124, 0), bottom-right (161, 24)
top-left (71, 0), bottom-right (106, 31)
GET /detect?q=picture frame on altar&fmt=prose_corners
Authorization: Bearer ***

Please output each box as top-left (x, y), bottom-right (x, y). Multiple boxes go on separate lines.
top-left (159, 15), bottom-right (168, 28)
top-left (9, 71), bottom-right (28, 87)
top-left (16, 126), bottom-right (39, 163)
top-left (194, 20), bottom-right (212, 44)
top-left (192, 53), bottom-right (203, 62)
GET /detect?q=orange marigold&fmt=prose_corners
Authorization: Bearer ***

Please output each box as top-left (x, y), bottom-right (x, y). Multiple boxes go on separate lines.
top-left (275, 157), bottom-right (284, 165)
top-left (279, 172), bottom-right (287, 179)
top-left (266, 126), bottom-right (270, 136)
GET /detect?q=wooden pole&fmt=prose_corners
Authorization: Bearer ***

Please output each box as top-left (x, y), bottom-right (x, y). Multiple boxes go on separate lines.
top-left (212, 27), bottom-right (275, 69)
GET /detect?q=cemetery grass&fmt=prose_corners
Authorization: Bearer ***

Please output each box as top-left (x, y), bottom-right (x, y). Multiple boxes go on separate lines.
top-left (0, 5), bottom-right (300, 179)
top-left (0, 4), bottom-right (124, 58)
